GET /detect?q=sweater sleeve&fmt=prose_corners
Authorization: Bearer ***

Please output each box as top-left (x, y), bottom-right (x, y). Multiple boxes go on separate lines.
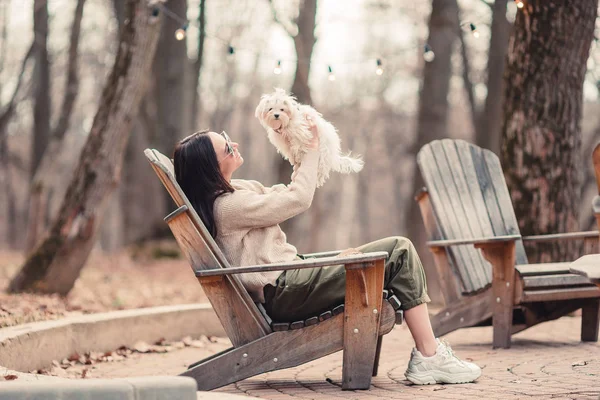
top-left (231, 179), bottom-right (287, 194)
top-left (219, 150), bottom-right (319, 230)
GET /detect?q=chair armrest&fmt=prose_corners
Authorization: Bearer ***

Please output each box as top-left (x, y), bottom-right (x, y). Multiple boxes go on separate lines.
top-left (570, 254), bottom-right (600, 284)
top-left (427, 234), bottom-right (521, 249)
top-left (522, 231), bottom-right (599, 243)
top-left (300, 250), bottom-right (342, 258)
top-left (194, 251), bottom-right (389, 278)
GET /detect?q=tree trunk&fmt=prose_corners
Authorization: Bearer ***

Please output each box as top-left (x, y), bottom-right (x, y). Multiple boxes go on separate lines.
top-left (500, 0), bottom-right (597, 263)
top-left (25, 0), bottom-right (86, 253)
top-left (0, 38), bottom-right (33, 249)
top-left (277, 0), bottom-right (317, 251)
top-left (155, 0), bottom-right (187, 214)
top-left (189, 0), bottom-right (206, 130)
top-left (458, 19), bottom-right (477, 134)
top-left (31, 0), bottom-right (51, 179)
top-left (8, 0), bottom-right (162, 294)
top-left (475, 0), bottom-right (510, 154)
top-left (405, 0), bottom-right (459, 305)
top-left (277, 0), bottom-right (317, 187)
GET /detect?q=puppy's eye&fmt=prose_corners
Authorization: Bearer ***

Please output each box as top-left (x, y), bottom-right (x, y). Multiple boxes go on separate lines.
top-left (268, 108), bottom-right (273, 111)
top-left (280, 108), bottom-right (284, 111)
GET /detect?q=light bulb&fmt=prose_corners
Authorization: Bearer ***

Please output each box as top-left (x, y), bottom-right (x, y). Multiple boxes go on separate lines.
top-left (515, 0), bottom-right (524, 9)
top-left (470, 23), bottom-right (479, 39)
top-left (273, 60), bottom-right (282, 75)
top-left (375, 59), bottom-right (384, 75)
top-left (424, 44), bottom-right (435, 62)
top-left (175, 28), bottom-right (186, 41)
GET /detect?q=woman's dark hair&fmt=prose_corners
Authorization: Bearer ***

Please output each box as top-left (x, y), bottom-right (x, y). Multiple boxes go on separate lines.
top-left (173, 130), bottom-right (234, 238)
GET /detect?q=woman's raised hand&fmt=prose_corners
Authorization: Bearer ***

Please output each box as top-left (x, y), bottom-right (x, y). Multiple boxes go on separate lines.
top-left (306, 116), bottom-right (320, 150)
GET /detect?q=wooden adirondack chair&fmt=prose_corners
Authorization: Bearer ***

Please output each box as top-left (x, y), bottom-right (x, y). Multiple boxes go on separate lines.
top-left (415, 139), bottom-right (600, 349)
top-left (144, 148), bottom-right (404, 391)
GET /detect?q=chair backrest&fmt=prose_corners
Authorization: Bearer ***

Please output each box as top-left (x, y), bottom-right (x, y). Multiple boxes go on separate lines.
top-left (144, 148), bottom-right (272, 345)
top-left (417, 139), bottom-right (528, 294)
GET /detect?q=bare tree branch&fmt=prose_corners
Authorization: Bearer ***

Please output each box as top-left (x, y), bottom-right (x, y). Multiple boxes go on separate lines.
top-left (0, 42), bottom-right (35, 134)
top-left (267, 0), bottom-right (297, 37)
top-left (51, 0), bottom-right (86, 141)
top-left (189, 0), bottom-right (206, 129)
top-left (458, 19), bottom-right (478, 133)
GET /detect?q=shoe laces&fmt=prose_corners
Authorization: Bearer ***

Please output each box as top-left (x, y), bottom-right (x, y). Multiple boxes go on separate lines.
top-left (439, 339), bottom-right (465, 364)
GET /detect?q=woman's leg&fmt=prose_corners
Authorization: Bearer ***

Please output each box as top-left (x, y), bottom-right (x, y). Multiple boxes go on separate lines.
top-left (264, 236), bottom-right (481, 385)
top-left (357, 237), bottom-right (437, 356)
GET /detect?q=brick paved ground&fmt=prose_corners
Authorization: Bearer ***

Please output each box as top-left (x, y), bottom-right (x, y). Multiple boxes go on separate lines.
top-left (79, 315), bottom-right (600, 399)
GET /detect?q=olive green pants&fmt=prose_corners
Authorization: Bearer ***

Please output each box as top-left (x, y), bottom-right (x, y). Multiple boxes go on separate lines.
top-left (263, 236), bottom-right (431, 322)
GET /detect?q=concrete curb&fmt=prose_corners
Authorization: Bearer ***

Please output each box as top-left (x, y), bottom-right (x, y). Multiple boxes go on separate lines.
top-left (0, 376), bottom-right (197, 400)
top-left (0, 303), bottom-right (226, 372)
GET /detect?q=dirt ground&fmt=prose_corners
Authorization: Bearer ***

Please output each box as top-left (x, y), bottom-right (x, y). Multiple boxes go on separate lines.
top-left (0, 241), bottom-right (208, 328)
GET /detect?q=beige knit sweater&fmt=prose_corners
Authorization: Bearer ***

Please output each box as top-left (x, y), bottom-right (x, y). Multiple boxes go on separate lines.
top-left (214, 149), bottom-right (320, 303)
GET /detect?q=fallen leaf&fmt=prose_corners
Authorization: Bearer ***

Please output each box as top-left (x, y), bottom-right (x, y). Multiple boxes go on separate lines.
top-left (3, 375), bottom-right (18, 381)
top-left (189, 340), bottom-right (205, 348)
top-left (67, 353), bottom-right (80, 362)
top-left (50, 367), bottom-right (68, 377)
top-left (182, 336), bottom-right (193, 346)
top-left (572, 361), bottom-right (588, 367)
top-left (133, 341), bottom-right (150, 353)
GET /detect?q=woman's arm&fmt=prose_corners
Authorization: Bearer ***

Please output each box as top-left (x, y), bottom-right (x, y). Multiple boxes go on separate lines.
top-left (218, 150), bottom-right (320, 229)
top-left (231, 179), bottom-right (287, 194)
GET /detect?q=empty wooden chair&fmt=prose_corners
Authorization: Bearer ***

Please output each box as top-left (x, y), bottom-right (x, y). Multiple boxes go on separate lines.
top-left (416, 139), bottom-right (600, 348)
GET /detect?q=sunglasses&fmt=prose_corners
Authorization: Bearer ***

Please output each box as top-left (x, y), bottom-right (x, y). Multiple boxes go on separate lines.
top-left (220, 131), bottom-right (235, 157)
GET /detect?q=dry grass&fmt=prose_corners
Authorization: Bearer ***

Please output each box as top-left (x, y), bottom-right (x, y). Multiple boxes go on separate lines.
top-left (0, 240), bottom-right (207, 328)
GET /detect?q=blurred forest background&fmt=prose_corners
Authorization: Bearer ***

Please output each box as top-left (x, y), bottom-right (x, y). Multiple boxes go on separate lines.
top-left (1, 0), bottom-right (600, 301)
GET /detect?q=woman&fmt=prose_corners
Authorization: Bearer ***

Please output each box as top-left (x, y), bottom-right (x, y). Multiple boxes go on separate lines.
top-left (173, 121), bottom-right (481, 385)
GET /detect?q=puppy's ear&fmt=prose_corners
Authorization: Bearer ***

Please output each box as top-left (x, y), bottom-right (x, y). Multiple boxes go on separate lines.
top-left (255, 96), bottom-right (268, 119)
top-left (254, 101), bottom-right (263, 119)
top-left (283, 98), bottom-right (295, 117)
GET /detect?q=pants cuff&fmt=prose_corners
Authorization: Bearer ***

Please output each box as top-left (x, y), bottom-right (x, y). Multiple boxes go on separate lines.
top-left (400, 294), bottom-right (431, 311)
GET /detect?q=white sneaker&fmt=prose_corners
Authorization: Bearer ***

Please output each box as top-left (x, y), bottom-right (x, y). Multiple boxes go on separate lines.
top-left (405, 339), bottom-right (481, 385)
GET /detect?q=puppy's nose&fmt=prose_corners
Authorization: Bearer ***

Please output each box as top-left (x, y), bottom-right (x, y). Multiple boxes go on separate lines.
top-left (274, 114), bottom-right (280, 119)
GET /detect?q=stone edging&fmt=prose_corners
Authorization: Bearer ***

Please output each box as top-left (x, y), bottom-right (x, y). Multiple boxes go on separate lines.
top-left (0, 303), bottom-right (225, 372)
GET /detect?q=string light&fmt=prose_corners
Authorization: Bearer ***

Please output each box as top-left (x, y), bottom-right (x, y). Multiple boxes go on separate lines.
top-left (174, 23), bottom-right (188, 41)
top-left (328, 65), bottom-right (336, 81)
top-left (156, 3), bottom-right (502, 79)
top-left (424, 44), bottom-right (435, 62)
top-left (469, 23), bottom-right (479, 39)
top-left (515, 0), bottom-right (524, 9)
top-left (375, 59), bottom-right (384, 75)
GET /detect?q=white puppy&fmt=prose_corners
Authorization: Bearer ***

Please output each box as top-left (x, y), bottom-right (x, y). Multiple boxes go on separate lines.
top-left (255, 88), bottom-right (364, 187)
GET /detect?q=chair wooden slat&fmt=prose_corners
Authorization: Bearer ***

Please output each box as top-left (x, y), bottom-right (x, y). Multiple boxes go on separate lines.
top-left (418, 143), bottom-right (478, 292)
top-left (453, 140), bottom-right (497, 284)
top-left (434, 140), bottom-right (489, 290)
top-left (480, 149), bottom-right (528, 265)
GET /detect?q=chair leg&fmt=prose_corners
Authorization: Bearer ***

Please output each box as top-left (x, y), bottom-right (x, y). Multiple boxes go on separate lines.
top-left (342, 261), bottom-right (384, 390)
top-left (372, 336), bottom-right (383, 377)
top-left (581, 299), bottom-right (600, 342)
